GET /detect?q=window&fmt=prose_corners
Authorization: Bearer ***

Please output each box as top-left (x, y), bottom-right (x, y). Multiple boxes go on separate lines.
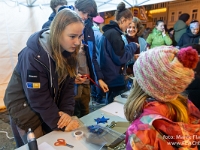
top-left (192, 9), bottom-right (198, 20)
top-left (154, 4), bottom-right (158, 9)
top-left (178, 11), bottom-right (182, 18)
top-left (171, 12), bottom-right (175, 22)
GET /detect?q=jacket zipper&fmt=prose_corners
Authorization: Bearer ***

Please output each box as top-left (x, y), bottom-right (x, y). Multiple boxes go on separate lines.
top-left (34, 57), bottom-right (66, 105)
top-left (34, 57), bottom-right (56, 102)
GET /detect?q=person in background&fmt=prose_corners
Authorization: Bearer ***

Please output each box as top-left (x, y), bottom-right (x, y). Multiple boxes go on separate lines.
top-left (174, 13), bottom-right (190, 44)
top-left (168, 27), bottom-right (174, 39)
top-left (168, 27), bottom-right (176, 46)
top-left (93, 15), bottom-right (104, 49)
top-left (4, 9), bottom-right (83, 147)
top-left (42, 0), bottom-right (67, 29)
top-left (58, 0), bottom-right (108, 117)
top-left (125, 17), bottom-right (147, 75)
top-left (98, 2), bottom-right (138, 104)
top-left (124, 46), bottom-right (200, 150)
top-left (177, 20), bottom-right (200, 47)
top-left (91, 15), bottom-right (106, 104)
top-left (181, 44), bottom-right (200, 110)
top-left (146, 20), bottom-right (172, 49)
top-left (141, 27), bottom-right (151, 40)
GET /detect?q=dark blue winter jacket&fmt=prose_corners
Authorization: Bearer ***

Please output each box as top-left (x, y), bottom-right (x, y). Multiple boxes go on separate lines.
top-left (42, 5), bottom-right (74, 29)
top-left (178, 28), bottom-right (200, 47)
top-left (5, 29), bottom-right (75, 131)
top-left (98, 21), bottom-right (137, 87)
top-left (42, 12), bottom-right (56, 29)
top-left (83, 19), bottom-right (104, 81)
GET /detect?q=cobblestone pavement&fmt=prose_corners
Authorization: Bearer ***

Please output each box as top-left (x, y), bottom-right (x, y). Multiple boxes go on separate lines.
top-left (0, 109), bottom-right (16, 150)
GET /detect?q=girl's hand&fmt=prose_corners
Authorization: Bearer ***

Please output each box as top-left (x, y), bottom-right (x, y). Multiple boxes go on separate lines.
top-left (57, 111), bottom-right (72, 129)
top-left (135, 42), bottom-right (140, 48)
top-left (75, 74), bottom-right (87, 84)
top-left (65, 119), bottom-right (80, 132)
top-left (162, 29), bottom-right (166, 36)
top-left (98, 79), bottom-right (109, 92)
top-left (134, 54), bottom-right (140, 60)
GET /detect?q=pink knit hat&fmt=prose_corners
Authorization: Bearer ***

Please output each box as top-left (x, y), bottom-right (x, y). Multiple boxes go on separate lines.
top-left (133, 46), bottom-right (199, 102)
top-left (93, 15), bottom-right (104, 24)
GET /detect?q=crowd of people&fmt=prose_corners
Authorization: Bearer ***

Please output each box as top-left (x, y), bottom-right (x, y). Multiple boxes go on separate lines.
top-left (3, 0), bottom-right (200, 149)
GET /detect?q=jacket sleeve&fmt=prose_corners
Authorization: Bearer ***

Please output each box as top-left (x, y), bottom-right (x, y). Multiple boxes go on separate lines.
top-left (163, 35), bottom-right (172, 46)
top-left (58, 76), bottom-right (75, 116)
top-left (91, 40), bottom-right (104, 80)
top-left (105, 38), bottom-right (138, 66)
top-left (177, 34), bottom-right (184, 47)
top-left (126, 130), bottom-right (157, 150)
top-left (146, 33), bottom-right (153, 46)
top-left (18, 51), bottom-right (63, 130)
top-left (85, 20), bottom-right (104, 80)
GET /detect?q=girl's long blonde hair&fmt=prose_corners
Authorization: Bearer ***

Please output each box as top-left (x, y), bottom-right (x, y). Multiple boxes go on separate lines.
top-left (124, 80), bottom-right (189, 123)
top-left (50, 9), bottom-right (82, 83)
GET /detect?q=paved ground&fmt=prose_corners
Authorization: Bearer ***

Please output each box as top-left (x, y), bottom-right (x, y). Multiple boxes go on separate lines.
top-left (0, 109), bottom-right (16, 150)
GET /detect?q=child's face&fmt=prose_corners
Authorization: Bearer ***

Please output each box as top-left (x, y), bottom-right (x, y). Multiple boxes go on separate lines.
top-left (190, 27), bottom-right (199, 35)
top-left (169, 30), bottom-right (174, 35)
top-left (59, 22), bottom-right (84, 53)
top-left (127, 22), bottom-right (138, 37)
top-left (75, 8), bottom-right (89, 21)
top-left (156, 22), bottom-right (165, 32)
top-left (120, 18), bottom-right (133, 32)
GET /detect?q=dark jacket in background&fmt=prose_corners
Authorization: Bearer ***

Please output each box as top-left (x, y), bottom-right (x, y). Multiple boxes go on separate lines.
top-left (83, 18), bottom-right (104, 81)
top-left (42, 12), bottom-right (56, 29)
top-left (98, 21), bottom-right (137, 87)
top-left (174, 20), bottom-right (188, 44)
top-left (181, 44), bottom-right (200, 110)
top-left (4, 29), bottom-right (75, 132)
top-left (186, 63), bottom-right (200, 110)
top-left (177, 28), bottom-right (200, 47)
top-left (42, 5), bottom-right (74, 29)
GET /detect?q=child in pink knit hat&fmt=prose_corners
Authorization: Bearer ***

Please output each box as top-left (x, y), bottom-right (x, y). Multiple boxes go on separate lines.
top-left (124, 46), bottom-right (200, 150)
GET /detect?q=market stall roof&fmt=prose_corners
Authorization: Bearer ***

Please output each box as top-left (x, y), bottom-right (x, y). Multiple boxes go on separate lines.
top-left (27, 0), bottom-right (175, 12)
top-left (67, 0), bottom-right (175, 12)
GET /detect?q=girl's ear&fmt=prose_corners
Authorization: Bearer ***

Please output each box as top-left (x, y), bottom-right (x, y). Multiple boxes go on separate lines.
top-left (120, 17), bottom-right (125, 24)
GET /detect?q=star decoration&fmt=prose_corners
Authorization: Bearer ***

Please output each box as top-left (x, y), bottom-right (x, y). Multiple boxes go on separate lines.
top-left (94, 116), bottom-right (109, 124)
top-left (87, 125), bottom-right (104, 134)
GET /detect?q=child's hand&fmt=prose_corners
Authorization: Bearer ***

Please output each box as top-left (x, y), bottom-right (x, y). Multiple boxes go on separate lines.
top-left (98, 79), bottom-right (109, 92)
top-left (162, 29), bottom-right (166, 36)
top-left (134, 54), bottom-right (140, 60)
top-left (57, 111), bottom-right (72, 129)
top-left (65, 119), bottom-right (80, 132)
top-left (75, 74), bottom-right (87, 84)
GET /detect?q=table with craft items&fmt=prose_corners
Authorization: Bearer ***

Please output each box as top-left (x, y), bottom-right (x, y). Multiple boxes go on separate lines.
top-left (15, 102), bottom-right (127, 150)
top-left (114, 90), bottom-right (130, 104)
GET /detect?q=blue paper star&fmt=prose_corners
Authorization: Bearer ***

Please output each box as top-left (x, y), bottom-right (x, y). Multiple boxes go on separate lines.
top-left (94, 116), bottom-right (109, 124)
top-left (87, 125), bottom-right (104, 134)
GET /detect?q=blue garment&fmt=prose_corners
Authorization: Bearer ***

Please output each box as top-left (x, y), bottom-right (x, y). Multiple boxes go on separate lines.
top-left (42, 5), bottom-right (75, 29)
top-left (98, 21), bottom-right (137, 87)
top-left (42, 12), bottom-right (56, 29)
top-left (7, 29), bottom-right (75, 131)
top-left (93, 26), bottom-right (102, 57)
top-left (177, 28), bottom-right (200, 47)
top-left (91, 26), bottom-right (104, 102)
top-left (83, 19), bottom-right (104, 81)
